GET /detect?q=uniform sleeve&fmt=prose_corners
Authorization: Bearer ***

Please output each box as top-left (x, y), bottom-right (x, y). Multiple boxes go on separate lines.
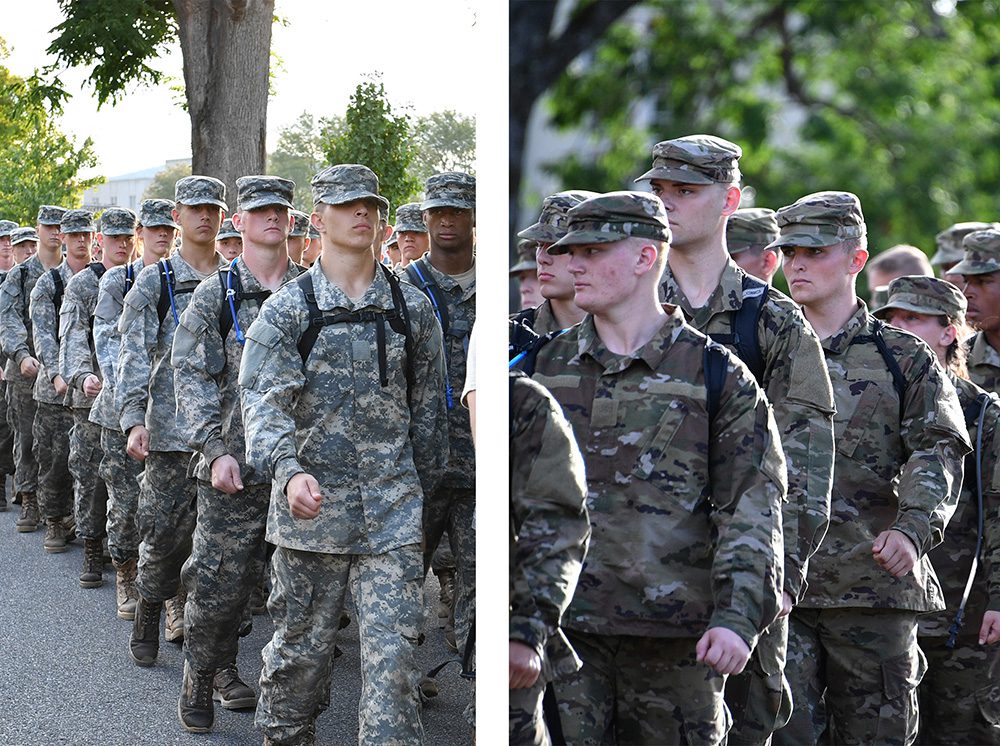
top-left (93, 275), bottom-right (122, 387)
top-left (59, 286), bottom-right (95, 388)
top-left (116, 270), bottom-right (160, 434)
top-left (406, 296), bottom-right (449, 500)
top-left (0, 269), bottom-right (31, 365)
top-left (978, 402), bottom-right (1000, 613)
top-left (29, 274), bottom-right (60, 384)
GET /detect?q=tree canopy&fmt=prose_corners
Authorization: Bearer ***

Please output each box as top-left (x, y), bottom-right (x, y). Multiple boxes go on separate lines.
top-left (142, 160), bottom-right (191, 201)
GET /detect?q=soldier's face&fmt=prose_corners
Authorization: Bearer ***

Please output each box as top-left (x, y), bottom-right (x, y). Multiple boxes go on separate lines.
top-left (64, 231), bottom-right (93, 262)
top-left (175, 203), bottom-right (223, 244)
top-left (650, 179), bottom-right (736, 250)
top-left (314, 200), bottom-right (379, 252)
top-left (235, 205), bottom-right (290, 251)
top-left (424, 207), bottom-right (474, 252)
top-left (217, 237), bottom-right (243, 261)
top-left (398, 231), bottom-right (428, 261)
top-left (963, 273), bottom-right (1000, 332)
top-left (303, 237), bottom-right (321, 265)
top-left (536, 242), bottom-right (576, 301)
top-left (942, 267), bottom-right (965, 291)
top-left (882, 309), bottom-right (953, 359)
top-left (14, 240), bottom-right (36, 263)
top-left (36, 223), bottom-right (62, 252)
top-left (139, 225), bottom-right (176, 261)
top-left (0, 236), bottom-right (11, 259)
top-left (103, 233), bottom-right (134, 266)
top-left (386, 242), bottom-right (401, 266)
top-left (286, 235), bottom-right (305, 262)
top-left (564, 240), bottom-right (645, 315)
top-left (781, 243), bottom-right (865, 306)
top-left (515, 269), bottom-right (543, 310)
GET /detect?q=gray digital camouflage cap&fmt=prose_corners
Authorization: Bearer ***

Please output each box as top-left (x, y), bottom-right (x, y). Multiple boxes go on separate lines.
top-left (727, 207), bottom-right (779, 255)
top-left (548, 191), bottom-right (672, 253)
top-left (175, 175), bottom-right (228, 211)
top-left (237, 175), bottom-right (294, 212)
top-left (950, 229), bottom-right (1000, 276)
top-left (518, 190), bottom-right (600, 244)
top-left (10, 227), bottom-right (38, 246)
top-left (216, 218), bottom-right (241, 240)
top-left (421, 171), bottom-right (476, 211)
top-left (37, 205), bottom-right (67, 226)
top-left (289, 210), bottom-right (310, 236)
top-left (139, 199), bottom-right (179, 229)
top-left (311, 164), bottom-right (390, 213)
top-left (767, 191), bottom-right (866, 250)
top-left (931, 222), bottom-right (999, 267)
top-left (60, 209), bottom-right (96, 234)
top-left (0, 220), bottom-right (18, 238)
top-left (99, 207), bottom-right (138, 236)
top-left (509, 239), bottom-right (538, 275)
top-left (873, 275), bottom-right (967, 320)
top-left (308, 224), bottom-right (320, 240)
top-left (635, 134), bottom-right (742, 185)
top-left (393, 203), bottom-right (427, 233)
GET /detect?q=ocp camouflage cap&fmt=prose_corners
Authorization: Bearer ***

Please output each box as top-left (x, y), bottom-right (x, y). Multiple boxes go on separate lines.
top-left (60, 209), bottom-right (96, 234)
top-left (289, 210), bottom-right (310, 237)
top-left (951, 229), bottom-right (1000, 276)
top-left (393, 203), bottom-right (427, 233)
top-left (421, 171), bottom-right (475, 211)
top-left (767, 191), bottom-right (866, 250)
top-left (873, 275), bottom-right (967, 320)
top-left (727, 207), bottom-right (779, 255)
top-left (175, 175), bottom-right (228, 211)
top-left (932, 222), bottom-right (999, 267)
top-left (311, 164), bottom-right (389, 213)
top-left (0, 220), bottom-right (18, 238)
top-left (10, 227), bottom-right (38, 246)
top-left (518, 190), bottom-right (600, 244)
top-left (236, 175), bottom-right (294, 213)
top-left (139, 199), bottom-right (179, 229)
top-left (635, 134), bottom-right (742, 185)
top-left (216, 218), bottom-right (241, 240)
top-left (509, 239), bottom-right (538, 275)
top-left (548, 191), bottom-right (672, 253)
top-left (36, 205), bottom-right (67, 226)
top-left (99, 207), bottom-right (138, 236)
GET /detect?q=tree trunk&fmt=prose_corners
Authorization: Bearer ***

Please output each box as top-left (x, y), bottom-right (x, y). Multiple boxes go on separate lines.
top-left (174, 0), bottom-right (273, 213)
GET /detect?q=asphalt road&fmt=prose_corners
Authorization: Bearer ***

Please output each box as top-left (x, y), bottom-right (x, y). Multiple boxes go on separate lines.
top-left (0, 488), bottom-right (474, 746)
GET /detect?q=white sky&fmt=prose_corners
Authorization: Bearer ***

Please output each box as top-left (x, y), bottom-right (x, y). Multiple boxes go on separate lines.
top-left (2, 0), bottom-right (480, 179)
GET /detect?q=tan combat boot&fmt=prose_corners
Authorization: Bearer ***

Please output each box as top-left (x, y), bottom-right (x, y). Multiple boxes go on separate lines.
top-left (15, 492), bottom-right (39, 533)
top-left (43, 517), bottom-right (69, 553)
top-left (114, 558), bottom-right (139, 620)
top-left (435, 568), bottom-right (455, 622)
top-left (164, 588), bottom-right (187, 642)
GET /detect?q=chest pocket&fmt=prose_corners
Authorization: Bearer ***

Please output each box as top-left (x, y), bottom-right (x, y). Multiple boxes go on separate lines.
top-left (632, 399), bottom-right (689, 480)
top-left (835, 370), bottom-right (899, 473)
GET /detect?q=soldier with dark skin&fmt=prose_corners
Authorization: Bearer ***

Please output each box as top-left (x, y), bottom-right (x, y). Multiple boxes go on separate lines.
top-left (955, 229), bottom-right (1000, 394)
top-left (932, 222), bottom-right (998, 289)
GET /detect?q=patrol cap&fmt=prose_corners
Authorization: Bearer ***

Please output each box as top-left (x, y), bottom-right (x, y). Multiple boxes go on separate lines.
top-left (10, 227), bottom-right (37, 245)
top-left (310, 164), bottom-right (389, 213)
top-left (767, 191), bottom-right (866, 250)
top-left (518, 190), bottom-right (600, 244)
top-left (727, 208), bottom-right (779, 255)
top-left (509, 239), bottom-right (538, 275)
top-left (99, 207), bottom-right (138, 236)
top-left (308, 224), bottom-right (320, 240)
top-left (175, 175), bottom-right (228, 211)
top-left (421, 171), bottom-right (475, 211)
top-left (37, 205), bottom-right (67, 226)
top-left (289, 210), bottom-right (310, 237)
top-left (635, 134), bottom-right (742, 185)
top-left (216, 218), bottom-right (241, 240)
top-left (931, 222), bottom-right (999, 267)
top-left (393, 203), bottom-right (427, 233)
top-left (237, 175), bottom-right (294, 212)
top-left (386, 232), bottom-right (398, 247)
top-left (873, 275), bottom-right (967, 320)
top-left (0, 220), bottom-right (18, 238)
top-left (950, 229), bottom-right (1000, 276)
top-left (548, 191), bottom-right (672, 253)
top-left (139, 199), bottom-right (179, 229)
top-left (60, 209), bottom-right (96, 234)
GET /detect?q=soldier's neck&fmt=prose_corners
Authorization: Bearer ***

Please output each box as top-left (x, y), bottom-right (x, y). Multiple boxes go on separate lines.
top-left (177, 238), bottom-right (219, 274)
top-left (242, 243), bottom-right (288, 291)
top-left (320, 247), bottom-right (376, 301)
top-left (593, 293), bottom-right (668, 356)
top-left (38, 246), bottom-right (62, 270)
top-left (0, 257), bottom-right (13, 272)
top-left (550, 297), bottom-right (586, 329)
top-left (666, 241), bottom-right (728, 309)
top-left (802, 289), bottom-right (860, 341)
top-left (427, 244), bottom-right (474, 276)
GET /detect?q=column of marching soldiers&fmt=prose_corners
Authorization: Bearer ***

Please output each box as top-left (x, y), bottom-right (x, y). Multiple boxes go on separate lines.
top-left (0, 164), bottom-right (477, 746)
top-left (508, 134), bottom-right (1000, 746)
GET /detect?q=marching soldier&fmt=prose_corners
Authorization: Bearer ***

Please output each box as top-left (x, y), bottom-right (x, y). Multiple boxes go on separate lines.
top-left (954, 228), bottom-right (1000, 393)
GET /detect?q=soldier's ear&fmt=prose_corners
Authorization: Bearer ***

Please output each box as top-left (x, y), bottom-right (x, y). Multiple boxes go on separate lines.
top-left (722, 185), bottom-right (742, 217)
top-left (940, 323), bottom-right (958, 348)
top-left (848, 247), bottom-right (869, 275)
top-left (231, 212), bottom-right (244, 232)
top-left (636, 241), bottom-right (660, 275)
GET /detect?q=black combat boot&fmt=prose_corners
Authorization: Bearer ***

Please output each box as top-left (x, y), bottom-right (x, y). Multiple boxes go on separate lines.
top-left (79, 538), bottom-right (104, 588)
top-left (213, 663), bottom-right (257, 710)
top-left (129, 596), bottom-right (162, 666)
top-left (178, 661), bottom-right (216, 733)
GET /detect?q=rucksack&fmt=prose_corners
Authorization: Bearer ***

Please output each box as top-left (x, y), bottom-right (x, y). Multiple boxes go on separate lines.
top-left (706, 273), bottom-right (768, 385)
top-left (156, 258), bottom-right (200, 325)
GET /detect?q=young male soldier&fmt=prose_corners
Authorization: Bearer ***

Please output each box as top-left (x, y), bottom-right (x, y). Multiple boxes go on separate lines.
top-left (727, 207), bottom-right (781, 285)
top-left (0, 222), bottom-right (18, 508)
top-left (216, 218), bottom-right (243, 261)
top-left (0, 206), bottom-right (65, 531)
top-left (770, 191), bottom-right (971, 745)
top-left (509, 240), bottom-right (542, 311)
top-left (59, 207), bottom-right (136, 587)
top-left (636, 134), bottom-right (836, 745)
top-left (240, 164), bottom-right (447, 746)
top-left (93, 199), bottom-right (177, 620)
top-left (394, 201), bottom-right (429, 267)
top-left (385, 231), bottom-right (402, 268)
top-left (532, 191), bottom-right (786, 744)
top-left (11, 226), bottom-right (38, 265)
top-left (931, 222), bottom-right (997, 288)
top-left (172, 176), bottom-right (302, 733)
top-left (31, 208), bottom-right (95, 553)
top-left (953, 229), bottom-right (1000, 393)
top-left (117, 176), bottom-right (227, 664)
top-left (302, 224), bottom-right (321, 267)
top-left (286, 209), bottom-right (310, 265)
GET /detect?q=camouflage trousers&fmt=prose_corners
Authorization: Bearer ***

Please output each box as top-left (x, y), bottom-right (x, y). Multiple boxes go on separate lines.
top-left (555, 629), bottom-right (730, 745)
top-left (775, 607), bottom-right (924, 746)
top-left (135, 450), bottom-right (197, 603)
top-left (256, 544), bottom-right (424, 746)
top-left (422, 485), bottom-right (475, 653)
top-left (32, 401), bottom-right (73, 521)
top-left (6, 382), bottom-right (37, 495)
top-left (69, 410), bottom-right (108, 540)
top-left (100, 427), bottom-right (141, 564)
top-left (917, 635), bottom-right (1000, 745)
top-left (510, 676), bottom-right (550, 746)
top-left (182, 480), bottom-right (269, 671)
top-left (725, 614), bottom-right (792, 745)
top-left (0, 379), bottom-right (15, 478)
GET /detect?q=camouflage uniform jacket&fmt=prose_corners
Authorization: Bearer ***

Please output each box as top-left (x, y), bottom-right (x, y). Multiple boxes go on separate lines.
top-left (515, 300), bottom-right (562, 337)
top-left (0, 268), bottom-right (9, 368)
top-left (30, 261), bottom-right (77, 407)
top-left (801, 302), bottom-right (971, 611)
top-left (510, 372), bottom-right (590, 679)
top-left (532, 308), bottom-right (787, 648)
top-left (59, 263), bottom-right (109, 411)
top-left (117, 252), bottom-right (225, 451)
top-left (661, 259), bottom-right (836, 602)
top-left (239, 260), bottom-right (449, 555)
top-left (172, 257), bottom-right (301, 485)
top-left (966, 331), bottom-right (1000, 394)
top-left (0, 255), bottom-right (45, 388)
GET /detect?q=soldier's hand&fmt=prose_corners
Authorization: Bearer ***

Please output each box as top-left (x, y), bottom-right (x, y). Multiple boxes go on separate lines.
top-left (211, 454), bottom-right (244, 495)
top-left (82, 374), bottom-right (102, 397)
top-left (777, 591), bottom-right (794, 619)
top-left (696, 627), bottom-right (750, 675)
top-left (127, 425), bottom-right (150, 462)
top-left (980, 611), bottom-right (1000, 645)
top-left (19, 356), bottom-right (39, 378)
top-left (509, 640), bottom-right (542, 689)
top-left (872, 529), bottom-right (918, 578)
top-left (286, 473), bottom-right (322, 519)
top-left (53, 375), bottom-right (68, 396)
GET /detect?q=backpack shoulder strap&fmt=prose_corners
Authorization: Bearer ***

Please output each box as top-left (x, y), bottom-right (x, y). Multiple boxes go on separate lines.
top-left (379, 263), bottom-right (414, 399)
top-left (406, 259), bottom-right (451, 337)
top-left (733, 274), bottom-right (768, 385)
top-left (704, 341), bottom-right (729, 425)
top-left (851, 318), bottom-right (908, 421)
top-left (89, 262), bottom-right (107, 280)
top-left (50, 268), bottom-right (65, 311)
top-left (295, 272), bottom-right (324, 363)
top-left (157, 259), bottom-right (173, 325)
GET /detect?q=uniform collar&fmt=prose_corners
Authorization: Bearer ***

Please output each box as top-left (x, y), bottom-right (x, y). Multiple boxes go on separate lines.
top-left (572, 305), bottom-right (687, 374)
top-left (309, 257), bottom-right (394, 312)
top-left (822, 300), bottom-right (871, 355)
top-left (661, 257), bottom-right (744, 328)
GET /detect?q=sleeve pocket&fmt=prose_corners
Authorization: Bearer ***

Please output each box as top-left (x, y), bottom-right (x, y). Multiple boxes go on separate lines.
top-left (238, 322), bottom-right (282, 389)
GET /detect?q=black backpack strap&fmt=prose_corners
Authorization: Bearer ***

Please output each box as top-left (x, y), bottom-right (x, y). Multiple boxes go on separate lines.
top-left (51, 268), bottom-right (65, 337)
top-left (88, 262), bottom-right (107, 280)
top-left (124, 262), bottom-right (135, 294)
top-left (707, 274), bottom-right (767, 385)
top-left (296, 273), bottom-right (325, 363)
top-left (850, 319), bottom-right (908, 422)
top-left (704, 342), bottom-right (729, 425)
top-left (379, 263), bottom-right (414, 400)
top-left (157, 259), bottom-right (173, 325)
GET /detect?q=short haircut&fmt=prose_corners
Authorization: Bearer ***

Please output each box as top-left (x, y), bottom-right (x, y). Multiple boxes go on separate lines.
top-left (867, 244), bottom-right (932, 277)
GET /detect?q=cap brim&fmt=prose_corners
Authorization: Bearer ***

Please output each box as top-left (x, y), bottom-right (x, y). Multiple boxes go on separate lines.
top-left (318, 191), bottom-right (390, 213)
top-left (727, 241), bottom-right (753, 255)
top-left (101, 228), bottom-right (136, 236)
top-left (929, 249), bottom-right (964, 267)
top-left (178, 197), bottom-right (229, 211)
top-left (509, 260), bottom-right (536, 275)
top-left (11, 237), bottom-right (37, 245)
top-left (141, 219), bottom-right (180, 229)
top-left (216, 231), bottom-right (241, 240)
top-left (634, 166), bottom-right (715, 185)
top-left (872, 299), bottom-right (946, 319)
top-left (547, 230), bottom-right (621, 254)
top-left (951, 259), bottom-right (1000, 276)
top-left (240, 195), bottom-right (295, 212)
top-left (764, 232), bottom-right (841, 251)
top-left (517, 223), bottom-right (561, 243)
top-left (36, 219), bottom-right (63, 226)
top-left (61, 225), bottom-right (97, 234)
top-left (394, 222), bottom-right (427, 233)
top-left (420, 198), bottom-right (475, 211)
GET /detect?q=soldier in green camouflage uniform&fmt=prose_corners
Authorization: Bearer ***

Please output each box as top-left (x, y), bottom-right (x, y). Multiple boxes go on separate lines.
top-left (532, 191), bottom-right (786, 744)
top-left (216, 217), bottom-right (243, 261)
top-left (240, 164), bottom-right (448, 746)
top-left (727, 208), bottom-right (782, 286)
top-left (770, 191), bottom-right (971, 746)
top-left (872, 275), bottom-right (1000, 744)
top-left (509, 371), bottom-right (590, 745)
top-left (635, 135), bottom-right (836, 745)
top-left (955, 229), bottom-right (1000, 393)
top-left (0, 220), bottom-right (19, 508)
top-left (117, 176), bottom-right (228, 665)
top-left (931, 221), bottom-right (998, 287)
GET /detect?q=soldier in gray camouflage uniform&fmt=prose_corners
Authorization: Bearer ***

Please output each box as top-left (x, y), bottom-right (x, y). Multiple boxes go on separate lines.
top-left (954, 229), bottom-right (1000, 394)
top-left (0, 221), bottom-right (18, 508)
top-left (172, 176), bottom-right (302, 733)
top-left (117, 176), bottom-right (227, 665)
top-left (240, 164), bottom-right (448, 746)
top-left (727, 207), bottom-right (782, 285)
top-left (770, 191), bottom-right (971, 746)
top-left (393, 202), bottom-right (429, 269)
top-left (11, 225), bottom-right (38, 264)
top-left (303, 223), bottom-right (321, 267)
top-left (216, 217), bottom-right (243, 261)
top-left (286, 209), bottom-right (310, 266)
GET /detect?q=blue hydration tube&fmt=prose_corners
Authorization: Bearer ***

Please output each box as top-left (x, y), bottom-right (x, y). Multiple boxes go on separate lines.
top-left (226, 257), bottom-right (246, 345)
top-left (409, 262), bottom-right (454, 409)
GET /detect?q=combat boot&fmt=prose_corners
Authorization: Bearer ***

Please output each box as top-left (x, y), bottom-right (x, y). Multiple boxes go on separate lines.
top-left (79, 538), bottom-right (104, 588)
top-left (43, 518), bottom-right (69, 552)
top-left (164, 588), bottom-right (187, 643)
top-left (178, 661), bottom-right (215, 733)
top-left (213, 663), bottom-right (257, 710)
top-left (114, 558), bottom-right (139, 620)
top-left (129, 596), bottom-right (162, 666)
top-left (435, 568), bottom-right (455, 621)
top-left (15, 492), bottom-right (39, 532)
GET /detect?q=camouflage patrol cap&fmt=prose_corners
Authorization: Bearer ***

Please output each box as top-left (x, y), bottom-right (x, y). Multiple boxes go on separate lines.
top-left (289, 210), bottom-right (310, 237)
top-left (950, 229), bottom-right (1000, 276)
top-left (931, 222), bottom-right (999, 267)
top-left (393, 203), bottom-right (427, 233)
top-left (635, 134), bottom-right (742, 185)
top-left (873, 275), bottom-right (967, 321)
top-left (175, 175), bottom-right (228, 211)
top-left (548, 191), bottom-right (672, 253)
top-left (216, 218), bottom-right (241, 240)
top-left (10, 227), bottom-right (38, 246)
top-left (37, 205), bottom-right (67, 226)
top-left (727, 208), bottom-right (779, 255)
top-left (308, 224), bottom-right (320, 240)
top-left (421, 171), bottom-right (476, 211)
top-left (139, 198), bottom-right (179, 229)
top-left (236, 175), bottom-right (294, 212)
top-left (99, 207), bottom-right (138, 236)
top-left (509, 239), bottom-right (538, 275)
top-left (518, 190), bottom-right (600, 244)
top-left (60, 209), bottom-right (96, 234)
top-left (0, 220), bottom-right (18, 238)
top-left (767, 191), bottom-right (866, 250)
top-left (311, 164), bottom-right (389, 213)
